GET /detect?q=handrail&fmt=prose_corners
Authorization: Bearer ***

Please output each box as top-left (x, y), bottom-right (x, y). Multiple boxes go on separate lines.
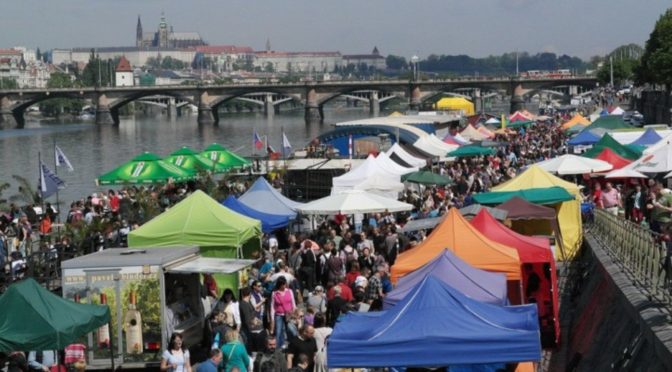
top-left (589, 209), bottom-right (672, 304)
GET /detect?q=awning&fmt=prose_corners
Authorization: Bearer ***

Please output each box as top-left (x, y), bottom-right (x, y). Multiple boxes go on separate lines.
top-left (167, 257), bottom-right (257, 274)
top-left (399, 217), bottom-right (443, 233)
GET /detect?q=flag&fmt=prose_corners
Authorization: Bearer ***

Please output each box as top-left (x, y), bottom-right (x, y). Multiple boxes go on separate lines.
top-left (253, 130), bottom-right (264, 150)
top-left (348, 134), bottom-right (353, 159)
top-left (55, 145), bottom-right (74, 171)
top-left (282, 132), bottom-right (292, 157)
top-left (266, 136), bottom-right (280, 160)
top-left (39, 162), bottom-right (65, 199)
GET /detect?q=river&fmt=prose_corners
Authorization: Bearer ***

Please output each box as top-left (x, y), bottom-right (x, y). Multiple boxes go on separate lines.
top-left (0, 108), bottom-right (374, 205)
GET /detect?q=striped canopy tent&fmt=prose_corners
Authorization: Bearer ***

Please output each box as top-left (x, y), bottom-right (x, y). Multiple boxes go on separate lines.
top-left (97, 152), bottom-right (195, 185)
top-left (165, 146), bottom-right (230, 174)
top-left (200, 143), bottom-right (251, 170)
top-left (510, 111), bottom-right (533, 122)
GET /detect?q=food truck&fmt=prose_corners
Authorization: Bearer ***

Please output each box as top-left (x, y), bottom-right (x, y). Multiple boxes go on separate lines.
top-left (61, 246), bottom-right (255, 369)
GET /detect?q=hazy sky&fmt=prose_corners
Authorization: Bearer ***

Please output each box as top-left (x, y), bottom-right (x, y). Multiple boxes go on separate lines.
top-left (1, 0), bottom-right (669, 59)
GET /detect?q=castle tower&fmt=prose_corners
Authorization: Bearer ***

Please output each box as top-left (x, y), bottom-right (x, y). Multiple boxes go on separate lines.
top-left (266, 38), bottom-right (271, 52)
top-left (136, 15), bottom-right (143, 48)
top-left (158, 13), bottom-right (169, 48)
top-left (115, 56), bottom-right (134, 87)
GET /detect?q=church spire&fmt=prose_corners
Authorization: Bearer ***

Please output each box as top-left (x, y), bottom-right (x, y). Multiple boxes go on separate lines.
top-left (136, 15), bottom-right (143, 47)
top-left (265, 38), bottom-right (271, 52)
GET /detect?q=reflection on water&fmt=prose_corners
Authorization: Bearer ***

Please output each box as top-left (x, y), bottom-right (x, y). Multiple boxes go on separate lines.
top-left (0, 109), bottom-right (372, 204)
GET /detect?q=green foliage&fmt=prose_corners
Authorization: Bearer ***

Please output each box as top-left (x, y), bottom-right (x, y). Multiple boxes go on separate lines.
top-left (264, 62), bottom-right (274, 73)
top-left (0, 77), bottom-right (18, 89)
top-left (597, 56), bottom-right (639, 86)
top-left (79, 50), bottom-right (115, 87)
top-left (9, 175), bottom-right (40, 205)
top-left (386, 55), bottom-right (407, 70)
top-left (419, 51), bottom-right (587, 75)
top-left (637, 8), bottom-right (672, 88)
top-left (40, 72), bottom-right (84, 117)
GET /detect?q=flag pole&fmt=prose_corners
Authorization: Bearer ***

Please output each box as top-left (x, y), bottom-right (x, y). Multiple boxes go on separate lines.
top-left (53, 138), bottom-right (61, 224)
top-left (264, 135), bottom-right (269, 177)
top-left (38, 151), bottom-right (46, 224)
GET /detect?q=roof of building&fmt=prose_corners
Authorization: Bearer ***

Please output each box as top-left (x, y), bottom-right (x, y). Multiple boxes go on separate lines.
top-left (195, 45), bottom-right (254, 54)
top-left (342, 54), bottom-right (385, 59)
top-left (64, 46), bottom-right (193, 53)
top-left (254, 51), bottom-right (341, 57)
top-left (116, 56), bottom-right (132, 72)
top-left (0, 49), bottom-right (22, 56)
top-left (169, 32), bottom-right (202, 40)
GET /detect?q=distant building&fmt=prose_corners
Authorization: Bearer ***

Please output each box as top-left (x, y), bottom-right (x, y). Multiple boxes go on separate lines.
top-left (0, 48), bottom-right (50, 88)
top-left (136, 14), bottom-right (206, 49)
top-left (52, 47), bottom-right (196, 68)
top-left (115, 56), bottom-right (133, 87)
top-left (253, 50), bottom-right (342, 73)
top-left (195, 45), bottom-right (254, 72)
top-left (342, 46), bottom-right (386, 70)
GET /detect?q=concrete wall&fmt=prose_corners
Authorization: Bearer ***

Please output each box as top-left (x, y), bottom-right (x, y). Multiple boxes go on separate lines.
top-left (549, 235), bottom-right (672, 371)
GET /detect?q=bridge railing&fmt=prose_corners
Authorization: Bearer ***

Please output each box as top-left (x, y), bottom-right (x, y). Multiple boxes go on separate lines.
top-left (590, 208), bottom-right (672, 304)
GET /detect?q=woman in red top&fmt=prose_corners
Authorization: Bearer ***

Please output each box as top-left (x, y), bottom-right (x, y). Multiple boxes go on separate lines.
top-left (345, 261), bottom-right (360, 288)
top-left (593, 183), bottom-right (604, 208)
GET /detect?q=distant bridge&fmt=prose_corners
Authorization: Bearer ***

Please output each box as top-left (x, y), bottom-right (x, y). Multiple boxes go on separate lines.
top-left (0, 76), bottom-right (597, 128)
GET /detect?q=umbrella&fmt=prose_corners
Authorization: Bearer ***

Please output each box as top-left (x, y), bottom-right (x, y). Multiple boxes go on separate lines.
top-left (200, 143), bottom-right (251, 170)
top-left (447, 146), bottom-right (495, 158)
top-left (97, 152), bottom-right (195, 185)
top-left (165, 146), bottom-right (229, 174)
top-left (402, 171), bottom-right (453, 185)
top-left (297, 190), bottom-right (413, 215)
top-left (633, 146), bottom-right (672, 174)
top-left (535, 154), bottom-right (613, 175)
top-left (604, 164), bottom-right (648, 179)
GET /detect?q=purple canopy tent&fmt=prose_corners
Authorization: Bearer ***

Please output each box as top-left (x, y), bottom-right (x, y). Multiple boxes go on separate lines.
top-left (383, 249), bottom-right (508, 309)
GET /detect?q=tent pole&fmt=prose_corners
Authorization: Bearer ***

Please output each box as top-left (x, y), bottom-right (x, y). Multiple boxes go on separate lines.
top-left (108, 322), bottom-right (116, 370)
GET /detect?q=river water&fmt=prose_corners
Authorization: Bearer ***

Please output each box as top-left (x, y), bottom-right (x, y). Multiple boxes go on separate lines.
top-left (0, 108), bottom-right (374, 205)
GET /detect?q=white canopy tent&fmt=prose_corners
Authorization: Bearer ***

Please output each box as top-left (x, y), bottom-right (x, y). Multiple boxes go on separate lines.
top-left (535, 154), bottom-right (613, 175)
top-left (485, 117), bottom-right (500, 125)
top-left (460, 125), bottom-right (489, 141)
top-left (644, 134), bottom-right (672, 155)
top-left (353, 176), bottom-right (405, 198)
top-left (633, 145), bottom-right (672, 174)
top-left (375, 151), bottom-right (418, 175)
top-left (386, 143), bottom-right (427, 168)
top-left (298, 190), bottom-right (414, 215)
top-left (610, 107), bottom-right (625, 115)
top-left (331, 154), bottom-right (402, 197)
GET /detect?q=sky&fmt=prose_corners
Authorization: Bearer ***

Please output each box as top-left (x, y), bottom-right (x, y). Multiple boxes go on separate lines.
top-left (1, 0), bottom-right (669, 60)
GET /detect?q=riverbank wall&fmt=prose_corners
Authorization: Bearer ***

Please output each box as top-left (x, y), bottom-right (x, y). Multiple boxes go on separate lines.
top-left (548, 233), bottom-right (672, 371)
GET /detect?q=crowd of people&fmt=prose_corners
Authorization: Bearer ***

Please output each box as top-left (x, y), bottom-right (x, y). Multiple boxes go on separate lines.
top-left (3, 108), bottom-right (668, 371)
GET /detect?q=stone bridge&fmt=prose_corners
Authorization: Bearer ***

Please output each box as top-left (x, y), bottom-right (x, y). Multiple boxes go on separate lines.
top-left (0, 76), bottom-right (597, 128)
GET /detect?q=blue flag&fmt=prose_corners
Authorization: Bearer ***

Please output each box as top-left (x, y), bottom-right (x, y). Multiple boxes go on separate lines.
top-left (39, 162), bottom-right (65, 199)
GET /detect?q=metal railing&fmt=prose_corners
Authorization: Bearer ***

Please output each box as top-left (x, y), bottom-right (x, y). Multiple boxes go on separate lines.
top-left (589, 209), bottom-right (672, 305)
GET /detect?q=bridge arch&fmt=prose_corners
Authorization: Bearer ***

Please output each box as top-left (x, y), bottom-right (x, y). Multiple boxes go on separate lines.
top-left (9, 91), bottom-right (92, 128)
top-left (208, 89), bottom-right (302, 110)
top-left (316, 88), bottom-right (400, 107)
top-left (108, 90), bottom-right (198, 112)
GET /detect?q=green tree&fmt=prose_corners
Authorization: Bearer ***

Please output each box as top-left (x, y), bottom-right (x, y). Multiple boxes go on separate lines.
top-left (36, 47), bottom-right (42, 62)
top-left (79, 50), bottom-right (114, 87)
top-left (386, 55), bottom-right (407, 70)
top-left (264, 62), bottom-right (274, 73)
top-left (597, 56), bottom-right (639, 86)
top-left (0, 77), bottom-right (18, 89)
top-left (637, 8), bottom-right (672, 90)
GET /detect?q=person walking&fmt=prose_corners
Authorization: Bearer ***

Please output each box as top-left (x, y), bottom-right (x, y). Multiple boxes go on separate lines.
top-left (271, 276), bottom-right (296, 348)
top-left (161, 333), bottom-right (192, 372)
top-left (220, 329), bottom-right (250, 372)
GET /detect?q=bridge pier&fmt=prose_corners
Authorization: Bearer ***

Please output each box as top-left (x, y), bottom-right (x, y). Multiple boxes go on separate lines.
top-left (0, 96), bottom-right (18, 129)
top-left (95, 106), bottom-right (116, 125)
top-left (305, 88), bottom-right (322, 123)
top-left (167, 97), bottom-right (177, 118)
top-left (198, 105), bottom-right (217, 125)
top-left (264, 93), bottom-right (274, 117)
top-left (369, 91), bottom-right (380, 116)
top-left (409, 86), bottom-right (421, 111)
top-left (510, 84), bottom-right (525, 113)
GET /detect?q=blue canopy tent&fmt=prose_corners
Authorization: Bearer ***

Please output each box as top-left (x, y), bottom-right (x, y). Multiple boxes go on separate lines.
top-left (384, 249), bottom-right (508, 309)
top-left (327, 276), bottom-right (541, 368)
top-left (222, 196), bottom-right (290, 233)
top-left (237, 177), bottom-right (303, 220)
top-left (568, 130), bottom-right (601, 146)
top-left (630, 128), bottom-right (662, 146)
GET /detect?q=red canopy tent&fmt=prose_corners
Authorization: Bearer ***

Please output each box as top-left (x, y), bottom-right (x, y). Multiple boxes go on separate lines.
top-left (471, 209), bottom-right (560, 348)
top-left (593, 147), bottom-right (631, 170)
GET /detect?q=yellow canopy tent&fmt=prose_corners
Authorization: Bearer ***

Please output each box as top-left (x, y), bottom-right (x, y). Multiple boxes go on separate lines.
top-left (492, 165), bottom-right (582, 259)
top-left (435, 97), bottom-right (475, 115)
top-left (561, 114), bottom-right (590, 130)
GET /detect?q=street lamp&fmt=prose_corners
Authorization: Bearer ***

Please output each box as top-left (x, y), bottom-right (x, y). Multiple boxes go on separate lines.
top-left (410, 55), bottom-right (420, 81)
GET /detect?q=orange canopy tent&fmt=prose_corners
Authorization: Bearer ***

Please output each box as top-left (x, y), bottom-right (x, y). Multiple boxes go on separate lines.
top-left (391, 208), bottom-right (521, 283)
top-left (471, 209), bottom-right (560, 348)
top-left (561, 114), bottom-right (590, 130)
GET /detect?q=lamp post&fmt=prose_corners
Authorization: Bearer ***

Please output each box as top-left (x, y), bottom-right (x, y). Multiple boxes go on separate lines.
top-left (410, 55), bottom-right (420, 81)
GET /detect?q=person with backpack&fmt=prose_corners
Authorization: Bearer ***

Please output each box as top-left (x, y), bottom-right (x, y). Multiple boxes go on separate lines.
top-left (253, 337), bottom-right (287, 372)
top-left (27, 350), bottom-right (63, 372)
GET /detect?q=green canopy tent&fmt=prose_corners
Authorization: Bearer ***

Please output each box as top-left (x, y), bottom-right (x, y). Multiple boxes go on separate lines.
top-left (473, 186), bottom-right (575, 205)
top-left (506, 120), bottom-right (535, 129)
top-left (128, 190), bottom-right (262, 290)
top-left (97, 152), bottom-right (195, 185)
top-left (447, 145), bottom-right (495, 158)
top-left (402, 171), bottom-right (453, 186)
top-left (165, 146), bottom-right (231, 174)
top-left (0, 278), bottom-right (111, 361)
top-left (581, 134), bottom-right (642, 160)
top-left (200, 143), bottom-right (251, 171)
top-left (585, 115), bottom-right (632, 131)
